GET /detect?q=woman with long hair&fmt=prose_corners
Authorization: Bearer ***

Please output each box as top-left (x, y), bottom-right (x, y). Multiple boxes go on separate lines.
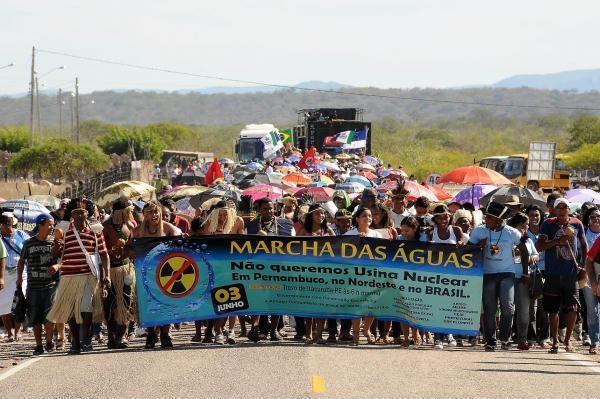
top-left (581, 206), bottom-right (600, 353)
top-left (344, 207), bottom-right (382, 345)
top-left (297, 203), bottom-right (335, 344)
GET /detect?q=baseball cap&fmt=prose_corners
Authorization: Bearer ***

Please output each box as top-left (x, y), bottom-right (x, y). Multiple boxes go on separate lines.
top-left (554, 198), bottom-right (571, 209)
top-left (35, 213), bottom-right (53, 225)
top-left (0, 212), bottom-right (18, 226)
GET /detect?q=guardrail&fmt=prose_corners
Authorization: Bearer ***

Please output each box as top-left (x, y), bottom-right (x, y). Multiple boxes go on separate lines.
top-left (60, 163), bottom-right (132, 199)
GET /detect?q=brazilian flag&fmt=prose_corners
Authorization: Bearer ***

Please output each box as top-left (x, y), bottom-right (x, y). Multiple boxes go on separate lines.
top-left (278, 129), bottom-right (294, 144)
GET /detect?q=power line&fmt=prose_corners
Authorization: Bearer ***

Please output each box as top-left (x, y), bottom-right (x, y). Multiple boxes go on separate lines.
top-left (37, 48), bottom-right (600, 112)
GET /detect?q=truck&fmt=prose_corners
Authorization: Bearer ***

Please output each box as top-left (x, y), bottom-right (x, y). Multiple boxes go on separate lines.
top-left (233, 123), bottom-right (281, 163)
top-left (292, 108), bottom-right (372, 156)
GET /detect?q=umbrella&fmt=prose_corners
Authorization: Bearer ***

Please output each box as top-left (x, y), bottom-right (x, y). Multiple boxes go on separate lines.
top-left (423, 185), bottom-right (453, 201)
top-left (356, 163), bottom-right (376, 171)
top-left (363, 155), bottom-right (379, 166)
top-left (336, 153), bottom-right (352, 160)
top-left (282, 172), bottom-right (312, 186)
top-left (245, 162), bottom-right (262, 171)
top-left (286, 156), bottom-right (301, 163)
top-left (479, 186), bottom-right (546, 209)
top-left (189, 187), bottom-right (241, 209)
top-left (95, 181), bottom-right (156, 208)
top-left (401, 181), bottom-right (438, 201)
top-left (377, 180), bottom-right (402, 192)
top-left (439, 165), bottom-right (513, 185)
top-left (381, 169), bottom-right (408, 179)
top-left (174, 197), bottom-right (196, 218)
top-left (312, 164), bottom-right (328, 172)
top-left (295, 187), bottom-right (335, 202)
top-left (358, 171), bottom-right (378, 180)
top-left (321, 161), bottom-right (341, 172)
top-left (566, 188), bottom-right (600, 204)
top-left (160, 185), bottom-right (208, 200)
top-left (451, 185), bottom-right (497, 208)
top-left (319, 175), bottom-right (334, 184)
top-left (335, 182), bottom-right (365, 193)
top-left (24, 195), bottom-right (61, 210)
top-left (308, 181), bottom-right (329, 187)
top-left (242, 185), bottom-right (284, 201)
top-left (345, 175), bottom-right (373, 187)
top-left (237, 172), bottom-right (273, 189)
top-left (219, 158), bottom-right (235, 165)
top-left (0, 199), bottom-right (51, 234)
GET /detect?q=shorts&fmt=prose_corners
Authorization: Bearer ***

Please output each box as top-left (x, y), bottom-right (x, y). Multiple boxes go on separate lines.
top-left (542, 275), bottom-right (579, 314)
top-left (26, 286), bottom-right (57, 325)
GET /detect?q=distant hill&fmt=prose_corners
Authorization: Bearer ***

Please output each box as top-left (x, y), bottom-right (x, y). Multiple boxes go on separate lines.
top-left (492, 69), bottom-right (600, 92)
top-left (175, 80), bottom-right (352, 95)
top-left (1, 86), bottom-right (600, 126)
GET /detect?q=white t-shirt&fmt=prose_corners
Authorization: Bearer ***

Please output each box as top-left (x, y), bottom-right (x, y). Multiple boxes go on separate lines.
top-left (390, 209), bottom-right (410, 228)
top-left (344, 228), bottom-right (383, 238)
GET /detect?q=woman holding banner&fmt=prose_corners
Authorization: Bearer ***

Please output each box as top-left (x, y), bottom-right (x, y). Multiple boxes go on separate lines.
top-left (345, 207), bottom-right (382, 345)
top-left (297, 203), bottom-right (335, 344)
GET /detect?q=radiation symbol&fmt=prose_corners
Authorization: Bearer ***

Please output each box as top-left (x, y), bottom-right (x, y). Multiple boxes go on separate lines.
top-left (155, 253), bottom-right (199, 298)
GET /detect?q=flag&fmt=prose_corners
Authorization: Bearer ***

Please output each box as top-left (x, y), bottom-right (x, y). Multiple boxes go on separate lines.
top-left (298, 146), bottom-right (316, 170)
top-left (334, 130), bottom-right (355, 145)
top-left (260, 130), bottom-right (284, 159)
top-left (278, 129), bottom-right (294, 144)
top-left (343, 127), bottom-right (368, 149)
top-left (204, 158), bottom-right (223, 185)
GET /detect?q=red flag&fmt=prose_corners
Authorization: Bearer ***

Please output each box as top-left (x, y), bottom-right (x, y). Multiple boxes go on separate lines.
top-left (298, 147), bottom-right (315, 170)
top-left (204, 158), bottom-right (223, 185)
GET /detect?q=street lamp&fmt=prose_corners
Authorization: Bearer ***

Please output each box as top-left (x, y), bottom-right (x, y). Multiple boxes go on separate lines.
top-left (0, 62), bottom-right (15, 70)
top-left (36, 65), bottom-right (66, 79)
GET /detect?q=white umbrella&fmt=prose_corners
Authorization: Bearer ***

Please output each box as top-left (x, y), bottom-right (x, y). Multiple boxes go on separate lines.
top-left (356, 163), bottom-right (375, 171)
top-left (321, 161), bottom-right (341, 172)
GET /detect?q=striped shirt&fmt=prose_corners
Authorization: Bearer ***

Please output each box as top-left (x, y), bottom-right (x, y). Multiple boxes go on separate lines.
top-left (61, 225), bottom-right (108, 276)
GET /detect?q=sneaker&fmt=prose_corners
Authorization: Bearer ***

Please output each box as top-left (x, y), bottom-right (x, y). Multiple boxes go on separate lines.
top-left (574, 323), bottom-right (583, 341)
top-left (145, 333), bottom-right (158, 349)
top-left (501, 341), bottom-right (511, 350)
top-left (517, 342), bottom-right (530, 351)
top-left (214, 333), bottom-right (225, 345)
top-left (68, 346), bottom-right (81, 355)
top-left (33, 346), bottom-right (44, 356)
top-left (45, 340), bottom-right (55, 353)
top-left (247, 328), bottom-right (261, 343)
top-left (81, 344), bottom-right (93, 352)
top-left (269, 331), bottom-right (283, 341)
top-left (583, 334), bottom-right (591, 347)
top-left (484, 344), bottom-right (496, 352)
top-left (469, 337), bottom-right (478, 347)
top-left (434, 340), bottom-right (443, 350)
top-left (456, 339), bottom-right (464, 347)
top-left (447, 335), bottom-right (457, 347)
top-left (559, 328), bottom-right (566, 343)
top-left (135, 327), bottom-right (147, 338)
top-left (226, 330), bottom-right (236, 345)
top-left (160, 335), bottom-right (173, 348)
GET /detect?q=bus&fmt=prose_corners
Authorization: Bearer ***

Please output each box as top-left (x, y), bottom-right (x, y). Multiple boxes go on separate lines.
top-left (479, 154), bottom-right (570, 191)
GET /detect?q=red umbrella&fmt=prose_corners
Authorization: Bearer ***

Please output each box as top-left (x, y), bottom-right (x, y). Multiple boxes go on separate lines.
top-left (295, 187), bottom-right (335, 202)
top-left (438, 165), bottom-right (513, 185)
top-left (424, 184), bottom-right (452, 201)
top-left (242, 185), bottom-right (284, 201)
top-left (358, 171), bottom-right (377, 180)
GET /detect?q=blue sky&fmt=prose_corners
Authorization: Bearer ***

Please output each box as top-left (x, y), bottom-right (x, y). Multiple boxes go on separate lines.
top-left (2, 0), bottom-right (599, 94)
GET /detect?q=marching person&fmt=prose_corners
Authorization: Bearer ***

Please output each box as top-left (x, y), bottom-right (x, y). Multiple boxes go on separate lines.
top-left (102, 200), bottom-right (135, 349)
top-left (132, 201), bottom-right (179, 349)
top-left (16, 214), bottom-right (58, 355)
top-left (0, 212), bottom-right (29, 343)
top-left (47, 201), bottom-right (110, 355)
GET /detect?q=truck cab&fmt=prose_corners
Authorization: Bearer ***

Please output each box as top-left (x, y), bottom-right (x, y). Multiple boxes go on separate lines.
top-left (234, 124), bottom-right (280, 163)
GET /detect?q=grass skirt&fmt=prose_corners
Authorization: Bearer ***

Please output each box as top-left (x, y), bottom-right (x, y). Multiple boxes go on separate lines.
top-left (105, 263), bottom-right (136, 325)
top-left (47, 274), bottom-right (102, 324)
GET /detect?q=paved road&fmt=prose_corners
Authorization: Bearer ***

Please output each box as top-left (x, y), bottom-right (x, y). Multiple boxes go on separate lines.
top-left (1, 330), bottom-right (600, 398)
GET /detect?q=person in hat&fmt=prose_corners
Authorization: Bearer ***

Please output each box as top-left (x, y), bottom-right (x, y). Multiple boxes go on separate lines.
top-left (537, 197), bottom-right (588, 353)
top-left (468, 201), bottom-right (524, 351)
top-left (333, 209), bottom-right (352, 236)
top-left (504, 195), bottom-right (522, 218)
top-left (16, 213), bottom-right (59, 355)
top-left (0, 211), bottom-right (29, 343)
top-left (390, 191), bottom-right (410, 231)
top-left (46, 203), bottom-right (110, 354)
top-left (102, 200), bottom-right (135, 349)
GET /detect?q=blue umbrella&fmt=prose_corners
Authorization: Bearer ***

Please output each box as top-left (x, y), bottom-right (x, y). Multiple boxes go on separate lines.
top-left (345, 175), bottom-right (373, 187)
top-left (364, 155), bottom-right (379, 166)
top-left (312, 164), bottom-right (328, 172)
top-left (308, 181), bottom-right (329, 187)
top-left (245, 162), bottom-right (262, 171)
top-left (335, 182), bottom-right (365, 193)
top-left (0, 199), bottom-right (51, 234)
top-left (286, 156), bottom-right (300, 163)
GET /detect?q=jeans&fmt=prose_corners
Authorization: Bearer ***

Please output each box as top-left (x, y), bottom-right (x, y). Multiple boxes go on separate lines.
top-left (514, 279), bottom-right (530, 344)
top-left (482, 273), bottom-right (515, 346)
top-left (582, 286), bottom-right (600, 345)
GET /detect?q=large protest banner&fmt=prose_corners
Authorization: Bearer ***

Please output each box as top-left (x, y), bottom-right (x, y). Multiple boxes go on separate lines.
top-left (135, 235), bottom-right (483, 335)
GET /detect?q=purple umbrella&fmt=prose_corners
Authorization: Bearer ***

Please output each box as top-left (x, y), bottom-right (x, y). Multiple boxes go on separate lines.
top-left (452, 185), bottom-right (497, 208)
top-left (566, 188), bottom-right (600, 204)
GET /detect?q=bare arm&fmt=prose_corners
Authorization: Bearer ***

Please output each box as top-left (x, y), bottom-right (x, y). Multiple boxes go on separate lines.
top-left (585, 257), bottom-right (598, 296)
top-left (16, 257), bottom-right (24, 286)
top-left (0, 257), bottom-right (5, 290)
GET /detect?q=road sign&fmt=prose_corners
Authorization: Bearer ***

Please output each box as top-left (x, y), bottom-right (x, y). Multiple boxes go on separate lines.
top-left (156, 253), bottom-right (199, 298)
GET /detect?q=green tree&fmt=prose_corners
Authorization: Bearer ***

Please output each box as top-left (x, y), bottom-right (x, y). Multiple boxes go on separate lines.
top-left (97, 126), bottom-right (165, 162)
top-left (142, 122), bottom-right (195, 148)
top-left (8, 138), bottom-right (110, 182)
top-left (567, 115), bottom-right (600, 150)
top-left (565, 141), bottom-right (600, 170)
top-left (0, 126), bottom-right (33, 152)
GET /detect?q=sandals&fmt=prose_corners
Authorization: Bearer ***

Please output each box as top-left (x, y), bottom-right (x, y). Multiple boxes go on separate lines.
top-left (190, 334), bottom-right (203, 342)
top-left (549, 344), bottom-right (560, 354)
top-left (565, 344), bottom-right (575, 353)
top-left (589, 346), bottom-right (598, 355)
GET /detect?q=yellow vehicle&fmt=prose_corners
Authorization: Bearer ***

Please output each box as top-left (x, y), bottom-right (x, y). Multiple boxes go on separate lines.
top-left (479, 154), bottom-right (570, 191)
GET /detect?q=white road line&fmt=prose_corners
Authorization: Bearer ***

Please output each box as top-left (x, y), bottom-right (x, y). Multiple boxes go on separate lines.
top-left (562, 353), bottom-right (600, 374)
top-left (0, 357), bottom-right (42, 382)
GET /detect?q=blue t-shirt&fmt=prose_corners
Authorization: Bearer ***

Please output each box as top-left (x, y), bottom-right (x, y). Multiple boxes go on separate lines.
top-left (539, 217), bottom-right (585, 277)
top-left (469, 225), bottom-right (522, 275)
top-left (513, 237), bottom-right (538, 278)
top-left (585, 228), bottom-right (600, 249)
top-left (1, 229), bottom-right (30, 271)
top-left (527, 229), bottom-right (545, 271)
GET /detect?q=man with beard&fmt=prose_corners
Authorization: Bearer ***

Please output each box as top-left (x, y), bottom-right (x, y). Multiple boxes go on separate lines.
top-left (132, 201), bottom-right (179, 349)
top-left (245, 198), bottom-right (295, 342)
top-left (102, 200), bottom-right (135, 349)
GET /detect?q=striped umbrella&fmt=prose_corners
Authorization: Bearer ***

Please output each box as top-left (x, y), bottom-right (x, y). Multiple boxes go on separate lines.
top-left (95, 181), bottom-right (156, 208)
top-left (345, 175), bottom-right (373, 187)
top-left (335, 182), bottom-right (365, 193)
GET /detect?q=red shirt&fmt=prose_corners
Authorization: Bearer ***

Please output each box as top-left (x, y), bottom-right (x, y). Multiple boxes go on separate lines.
top-left (172, 215), bottom-right (190, 234)
top-left (61, 226), bottom-right (108, 276)
top-left (587, 237), bottom-right (600, 262)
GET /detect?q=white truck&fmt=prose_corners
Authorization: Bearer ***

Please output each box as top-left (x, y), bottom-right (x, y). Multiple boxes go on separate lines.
top-left (233, 124), bottom-right (281, 163)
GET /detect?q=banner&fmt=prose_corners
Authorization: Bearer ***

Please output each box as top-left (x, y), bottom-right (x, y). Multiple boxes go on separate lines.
top-left (134, 236), bottom-right (483, 335)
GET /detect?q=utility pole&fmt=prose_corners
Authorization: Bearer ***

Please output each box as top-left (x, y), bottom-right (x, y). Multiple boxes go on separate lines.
top-left (28, 46), bottom-right (35, 148)
top-left (69, 93), bottom-right (74, 142)
top-left (58, 88), bottom-right (63, 135)
top-left (35, 76), bottom-right (41, 140)
top-left (75, 77), bottom-right (80, 144)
